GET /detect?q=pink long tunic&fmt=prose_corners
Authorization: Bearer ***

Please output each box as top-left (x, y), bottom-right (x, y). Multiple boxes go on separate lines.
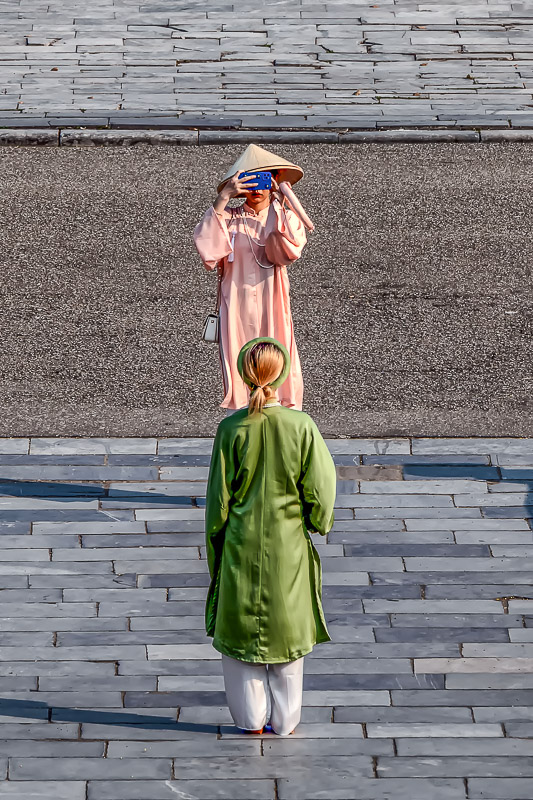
top-left (194, 199), bottom-right (306, 410)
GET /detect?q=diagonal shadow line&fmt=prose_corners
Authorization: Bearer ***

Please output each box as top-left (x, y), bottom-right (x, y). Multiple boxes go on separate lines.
top-left (403, 466), bottom-right (533, 482)
top-left (0, 698), bottom-right (218, 733)
top-left (0, 479), bottom-right (205, 501)
top-left (0, 465), bottom-right (532, 501)
top-left (1, 465), bottom-right (532, 499)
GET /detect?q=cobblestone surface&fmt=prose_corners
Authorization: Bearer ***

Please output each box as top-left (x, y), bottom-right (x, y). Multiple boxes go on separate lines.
top-left (1, 435), bottom-right (532, 798)
top-left (3, 1), bottom-right (533, 128)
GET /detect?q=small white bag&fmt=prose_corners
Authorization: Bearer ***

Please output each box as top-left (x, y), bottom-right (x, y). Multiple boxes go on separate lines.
top-left (202, 312), bottom-right (219, 343)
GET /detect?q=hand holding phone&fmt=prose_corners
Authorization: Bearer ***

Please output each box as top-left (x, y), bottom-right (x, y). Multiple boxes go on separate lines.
top-left (240, 170), bottom-right (272, 191)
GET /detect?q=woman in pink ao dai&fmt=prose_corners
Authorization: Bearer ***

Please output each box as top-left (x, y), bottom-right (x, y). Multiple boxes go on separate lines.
top-left (194, 144), bottom-right (312, 412)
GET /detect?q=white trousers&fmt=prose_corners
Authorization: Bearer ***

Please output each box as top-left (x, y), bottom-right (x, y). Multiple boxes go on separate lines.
top-left (221, 654), bottom-right (304, 736)
top-left (224, 407), bottom-right (244, 417)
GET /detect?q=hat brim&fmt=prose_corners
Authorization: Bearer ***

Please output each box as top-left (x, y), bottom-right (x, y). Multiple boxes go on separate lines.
top-left (237, 337), bottom-right (291, 390)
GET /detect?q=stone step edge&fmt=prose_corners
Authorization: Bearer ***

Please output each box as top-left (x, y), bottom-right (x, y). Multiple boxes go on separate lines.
top-left (2, 128), bottom-right (533, 145)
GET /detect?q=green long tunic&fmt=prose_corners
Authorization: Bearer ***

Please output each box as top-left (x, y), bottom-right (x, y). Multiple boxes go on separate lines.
top-left (205, 405), bottom-right (336, 664)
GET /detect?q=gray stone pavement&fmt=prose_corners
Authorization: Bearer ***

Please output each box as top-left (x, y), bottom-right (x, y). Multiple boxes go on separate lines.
top-left (2, 0), bottom-right (533, 129)
top-left (1, 435), bottom-right (533, 798)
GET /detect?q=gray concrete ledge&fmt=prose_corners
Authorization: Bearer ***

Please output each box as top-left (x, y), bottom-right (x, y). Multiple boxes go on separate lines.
top-left (60, 129), bottom-right (198, 146)
top-left (479, 129), bottom-right (533, 142)
top-left (198, 129), bottom-right (340, 144)
top-left (4, 128), bottom-right (533, 146)
top-left (339, 130), bottom-right (480, 143)
top-left (0, 129), bottom-right (59, 146)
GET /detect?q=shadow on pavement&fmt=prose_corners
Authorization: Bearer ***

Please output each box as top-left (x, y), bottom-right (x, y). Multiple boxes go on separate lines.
top-left (0, 698), bottom-right (219, 733)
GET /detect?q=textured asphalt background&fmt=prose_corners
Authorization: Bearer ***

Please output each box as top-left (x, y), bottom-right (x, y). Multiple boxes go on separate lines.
top-left (0, 143), bottom-right (532, 437)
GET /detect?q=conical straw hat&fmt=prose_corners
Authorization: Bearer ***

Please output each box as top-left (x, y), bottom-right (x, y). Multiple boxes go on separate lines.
top-left (217, 143), bottom-right (304, 193)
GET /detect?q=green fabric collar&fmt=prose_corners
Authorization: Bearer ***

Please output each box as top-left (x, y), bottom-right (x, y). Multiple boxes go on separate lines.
top-left (237, 337), bottom-right (291, 390)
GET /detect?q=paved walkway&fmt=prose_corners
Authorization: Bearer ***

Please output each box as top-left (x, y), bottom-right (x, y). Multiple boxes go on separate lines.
top-left (0, 435), bottom-right (532, 798)
top-left (3, 1), bottom-right (533, 129)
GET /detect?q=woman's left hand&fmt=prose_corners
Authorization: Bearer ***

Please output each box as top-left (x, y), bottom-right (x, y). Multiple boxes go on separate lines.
top-left (270, 176), bottom-right (282, 202)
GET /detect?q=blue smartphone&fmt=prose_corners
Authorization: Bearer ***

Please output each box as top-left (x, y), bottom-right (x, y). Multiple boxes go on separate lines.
top-left (240, 170), bottom-right (272, 190)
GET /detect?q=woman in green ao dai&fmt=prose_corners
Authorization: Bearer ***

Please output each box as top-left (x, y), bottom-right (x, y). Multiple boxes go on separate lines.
top-left (205, 336), bottom-right (336, 735)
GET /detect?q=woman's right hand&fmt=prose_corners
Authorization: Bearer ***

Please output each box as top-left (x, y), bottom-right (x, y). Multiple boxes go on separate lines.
top-left (220, 170), bottom-right (258, 199)
top-left (213, 171), bottom-right (258, 214)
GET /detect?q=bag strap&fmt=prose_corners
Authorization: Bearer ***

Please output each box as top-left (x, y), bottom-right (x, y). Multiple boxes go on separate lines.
top-left (215, 263), bottom-right (222, 313)
top-left (214, 209), bottom-right (238, 310)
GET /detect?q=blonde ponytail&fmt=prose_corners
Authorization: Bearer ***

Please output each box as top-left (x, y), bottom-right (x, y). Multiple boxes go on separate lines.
top-left (248, 383), bottom-right (277, 415)
top-left (242, 344), bottom-right (284, 415)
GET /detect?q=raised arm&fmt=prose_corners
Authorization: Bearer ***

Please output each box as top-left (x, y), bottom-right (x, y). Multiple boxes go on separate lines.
top-left (193, 206), bottom-right (232, 272)
top-left (194, 171), bottom-right (259, 271)
top-left (278, 181), bottom-right (314, 231)
top-left (299, 420), bottom-right (336, 536)
top-left (267, 181), bottom-right (308, 265)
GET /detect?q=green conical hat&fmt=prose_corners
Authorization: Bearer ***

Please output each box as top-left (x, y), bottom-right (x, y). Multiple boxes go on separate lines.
top-left (237, 337), bottom-right (291, 390)
top-left (217, 144), bottom-right (304, 194)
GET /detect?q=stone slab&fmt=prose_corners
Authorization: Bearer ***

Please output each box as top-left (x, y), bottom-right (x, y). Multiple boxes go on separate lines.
top-left (0, 435), bottom-right (530, 795)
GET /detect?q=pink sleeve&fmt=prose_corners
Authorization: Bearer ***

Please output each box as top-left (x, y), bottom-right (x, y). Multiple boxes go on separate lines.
top-left (193, 206), bottom-right (234, 272)
top-left (274, 203), bottom-right (307, 261)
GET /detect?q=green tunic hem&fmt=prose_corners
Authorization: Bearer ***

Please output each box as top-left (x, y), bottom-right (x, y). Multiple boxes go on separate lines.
top-left (211, 633), bottom-right (331, 665)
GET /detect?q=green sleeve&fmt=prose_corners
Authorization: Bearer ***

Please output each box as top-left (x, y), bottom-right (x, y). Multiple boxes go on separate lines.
top-left (205, 424), bottom-right (233, 577)
top-left (300, 420), bottom-right (337, 536)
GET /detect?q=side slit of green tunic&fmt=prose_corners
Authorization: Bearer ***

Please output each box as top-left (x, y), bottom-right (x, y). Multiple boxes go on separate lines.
top-left (205, 405), bottom-right (337, 664)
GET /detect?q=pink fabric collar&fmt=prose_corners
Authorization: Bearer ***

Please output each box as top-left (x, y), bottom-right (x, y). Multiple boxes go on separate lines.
top-left (243, 202), bottom-right (270, 217)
